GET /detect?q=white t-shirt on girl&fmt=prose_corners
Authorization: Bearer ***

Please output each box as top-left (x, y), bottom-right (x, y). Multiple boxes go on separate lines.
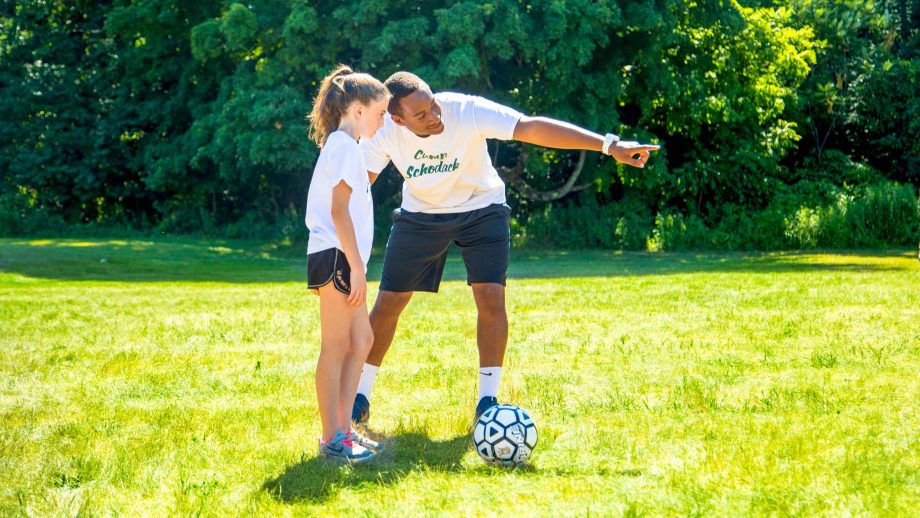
top-left (360, 92), bottom-right (523, 214)
top-left (305, 130), bottom-right (374, 271)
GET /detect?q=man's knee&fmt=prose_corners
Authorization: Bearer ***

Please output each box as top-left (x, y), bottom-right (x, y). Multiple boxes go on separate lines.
top-left (472, 283), bottom-right (506, 318)
top-left (371, 290), bottom-right (412, 321)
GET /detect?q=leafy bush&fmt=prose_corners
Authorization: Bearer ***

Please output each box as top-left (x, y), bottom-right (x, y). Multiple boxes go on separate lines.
top-left (0, 190), bottom-right (70, 237)
top-left (514, 195), bottom-right (654, 250)
top-left (848, 182), bottom-right (920, 245)
top-left (794, 150), bottom-right (886, 187)
top-left (648, 212), bottom-right (710, 251)
top-left (783, 181), bottom-right (919, 248)
top-left (708, 204), bottom-right (788, 251)
top-left (532, 181), bottom-right (920, 252)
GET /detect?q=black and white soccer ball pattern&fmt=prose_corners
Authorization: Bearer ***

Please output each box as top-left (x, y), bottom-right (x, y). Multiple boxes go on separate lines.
top-left (473, 404), bottom-right (538, 467)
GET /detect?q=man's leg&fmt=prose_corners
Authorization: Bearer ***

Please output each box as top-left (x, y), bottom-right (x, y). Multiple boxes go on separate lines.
top-left (352, 208), bottom-right (454, 426)
top-left (471, 283), bottom-right (508, 368)
top-left (366, 290), bottom-right (414, 367)
top-left (352, 289), bottom-right (413, 425)
top-left (363, 208), bottom-right (450, 370)
top-left (471, 282), bottom-right (507, 420)
top-left (455, 204), bottom-right (512, 420)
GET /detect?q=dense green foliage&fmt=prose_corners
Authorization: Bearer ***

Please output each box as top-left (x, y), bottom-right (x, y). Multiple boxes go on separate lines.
top-left (1, 1), bottom-right (918, 248)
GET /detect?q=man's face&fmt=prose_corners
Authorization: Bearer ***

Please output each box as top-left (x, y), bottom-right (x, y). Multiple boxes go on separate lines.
top-left (391, 85), bottom-right (444, 137)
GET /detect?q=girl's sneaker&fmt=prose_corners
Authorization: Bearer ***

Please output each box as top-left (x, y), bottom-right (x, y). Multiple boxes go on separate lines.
top-left (348, 428), bottom-right (382, 451)
top-left (319, 430), bottom-right (375, 464)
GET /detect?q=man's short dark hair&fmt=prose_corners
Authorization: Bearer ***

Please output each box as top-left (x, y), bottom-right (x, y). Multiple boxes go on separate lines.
top-left (384, 71), bottom-right (423, 116)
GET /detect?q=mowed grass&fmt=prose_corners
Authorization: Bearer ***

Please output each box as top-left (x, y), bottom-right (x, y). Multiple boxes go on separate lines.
top-left (1, 238), bottom-right (919, 516)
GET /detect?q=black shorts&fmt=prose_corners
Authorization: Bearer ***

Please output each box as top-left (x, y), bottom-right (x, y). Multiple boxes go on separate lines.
top-left (307, 248), bottom-right (352, 295)
top-left (380, 203), bottom-right (511, 293)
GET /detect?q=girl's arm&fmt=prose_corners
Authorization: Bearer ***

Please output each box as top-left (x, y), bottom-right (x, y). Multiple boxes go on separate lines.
top-left (330, 180), bottom-right (366, 307)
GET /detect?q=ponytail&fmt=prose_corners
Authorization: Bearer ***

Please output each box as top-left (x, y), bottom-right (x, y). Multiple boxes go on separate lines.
top-left (308, 64), bottom-right (388, 148)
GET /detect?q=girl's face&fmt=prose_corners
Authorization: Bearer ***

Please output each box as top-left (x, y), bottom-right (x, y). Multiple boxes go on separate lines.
top-left (354, 96), bottom-right (389, 140)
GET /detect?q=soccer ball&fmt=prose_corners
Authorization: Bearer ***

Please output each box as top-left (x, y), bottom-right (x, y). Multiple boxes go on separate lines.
top-left (472, 404), bottom-right (538, 467)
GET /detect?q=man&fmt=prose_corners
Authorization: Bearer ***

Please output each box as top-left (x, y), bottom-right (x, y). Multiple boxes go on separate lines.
top-left (353, 71), bottom-right (659, 425)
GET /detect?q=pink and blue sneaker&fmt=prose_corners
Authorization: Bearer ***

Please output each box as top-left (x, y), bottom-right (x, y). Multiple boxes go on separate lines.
top-left (348, 428), bottom-right (382, 451)
top-left (319, 430), bottom-right (375, 464)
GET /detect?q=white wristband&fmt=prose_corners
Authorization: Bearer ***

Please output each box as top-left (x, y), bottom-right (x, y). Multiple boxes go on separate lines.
top-left (602, 133), bottom-right (620, 155)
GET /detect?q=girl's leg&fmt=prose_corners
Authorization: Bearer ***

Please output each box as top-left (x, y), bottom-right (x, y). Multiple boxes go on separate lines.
top-left (338, 303), bottom-right (374, 431)
top-left (316, 283), bottom-right (354, 440)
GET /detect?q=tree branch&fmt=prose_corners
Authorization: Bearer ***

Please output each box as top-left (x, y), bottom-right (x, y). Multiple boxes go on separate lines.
top-left (498, 149), bottom-right (593, 202)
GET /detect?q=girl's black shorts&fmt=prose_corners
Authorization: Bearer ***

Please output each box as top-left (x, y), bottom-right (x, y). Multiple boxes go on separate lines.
top-left (307, 248), bottom-right (351, 295)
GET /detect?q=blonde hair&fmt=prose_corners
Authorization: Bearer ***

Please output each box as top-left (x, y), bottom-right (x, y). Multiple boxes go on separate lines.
top-left (308, 64), bottom-right (389, 148)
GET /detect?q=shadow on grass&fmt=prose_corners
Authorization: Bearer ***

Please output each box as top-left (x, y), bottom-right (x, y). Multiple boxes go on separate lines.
top-left (1, 238), bottom-right (916, 283)
top-left (262, 432), bottom-right (473, 504)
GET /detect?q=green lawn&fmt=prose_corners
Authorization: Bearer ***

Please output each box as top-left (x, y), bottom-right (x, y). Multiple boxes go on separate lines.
top-left (1, 238), bottom-right (918, 516)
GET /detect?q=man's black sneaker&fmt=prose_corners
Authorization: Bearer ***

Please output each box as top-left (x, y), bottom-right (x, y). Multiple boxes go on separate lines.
top-left (352, 393), bottom-right (370, 425)
top-left (474, 396), bottom-right (498, 422)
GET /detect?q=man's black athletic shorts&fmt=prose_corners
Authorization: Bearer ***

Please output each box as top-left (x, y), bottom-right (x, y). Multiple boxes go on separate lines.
top-left (379, 203), bottom-right (511, 293)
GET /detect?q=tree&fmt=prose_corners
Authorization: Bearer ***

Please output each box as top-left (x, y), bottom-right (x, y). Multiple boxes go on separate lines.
top-left (0, 1), bottom-right (121, 223)
top-left (9, 0), bottom-right (913, 240)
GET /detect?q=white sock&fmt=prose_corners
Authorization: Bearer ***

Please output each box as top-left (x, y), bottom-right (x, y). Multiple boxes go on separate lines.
top-left (356, 363), bottom-right (380, 399)
top-left (478, 367), bottom-right (502, 400)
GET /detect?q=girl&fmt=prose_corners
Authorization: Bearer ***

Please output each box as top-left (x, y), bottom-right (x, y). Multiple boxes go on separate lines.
top-left (305, 65), bottom-right (388, 463)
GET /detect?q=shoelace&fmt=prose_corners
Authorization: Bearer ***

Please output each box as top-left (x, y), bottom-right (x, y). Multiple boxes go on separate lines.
top-left (320, 435), bottom-right (356, 449)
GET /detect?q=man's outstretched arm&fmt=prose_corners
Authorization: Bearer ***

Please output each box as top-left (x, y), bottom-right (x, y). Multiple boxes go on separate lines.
top-left (512, 116), bottom-right (659, 168)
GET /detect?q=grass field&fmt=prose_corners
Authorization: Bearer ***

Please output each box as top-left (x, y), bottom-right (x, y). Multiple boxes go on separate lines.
top-left (1, 238), bottom-right (919, 516)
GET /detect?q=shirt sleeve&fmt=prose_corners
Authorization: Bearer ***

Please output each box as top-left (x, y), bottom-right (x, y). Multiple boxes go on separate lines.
top-left (471, 95), bottom-right (524, 141)
top-left (359, 125), bottom-right (391, 174)
top-left (331, 143), bottom-right (366, 192)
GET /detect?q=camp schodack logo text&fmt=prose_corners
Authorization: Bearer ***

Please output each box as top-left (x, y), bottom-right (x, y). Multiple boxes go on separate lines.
top-left (406, 149), bottom-right (460, 178)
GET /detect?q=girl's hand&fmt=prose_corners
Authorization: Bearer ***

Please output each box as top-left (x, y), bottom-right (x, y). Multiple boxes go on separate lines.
top-left (348, 270), bottom-right (367, 307)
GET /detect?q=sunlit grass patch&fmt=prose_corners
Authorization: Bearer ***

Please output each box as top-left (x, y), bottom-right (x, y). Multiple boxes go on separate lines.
top-left (1, 238), bottom-right (918, 515)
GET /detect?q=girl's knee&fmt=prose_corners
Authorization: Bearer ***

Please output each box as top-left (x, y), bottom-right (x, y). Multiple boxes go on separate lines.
top-left (352, 333), bottom-right (374, 357)
top-left (320, 338), bottom-right (350, 358)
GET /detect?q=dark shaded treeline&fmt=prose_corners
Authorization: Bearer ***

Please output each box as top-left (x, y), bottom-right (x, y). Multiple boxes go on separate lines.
top-left (1, 1), bottom-right (918, 248)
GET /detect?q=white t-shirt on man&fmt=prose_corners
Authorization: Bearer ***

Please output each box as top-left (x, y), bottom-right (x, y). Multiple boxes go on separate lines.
top-left (360, 92), bottom-right (523, 214)
top-left (305, 130), bottom-right (374, 271)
